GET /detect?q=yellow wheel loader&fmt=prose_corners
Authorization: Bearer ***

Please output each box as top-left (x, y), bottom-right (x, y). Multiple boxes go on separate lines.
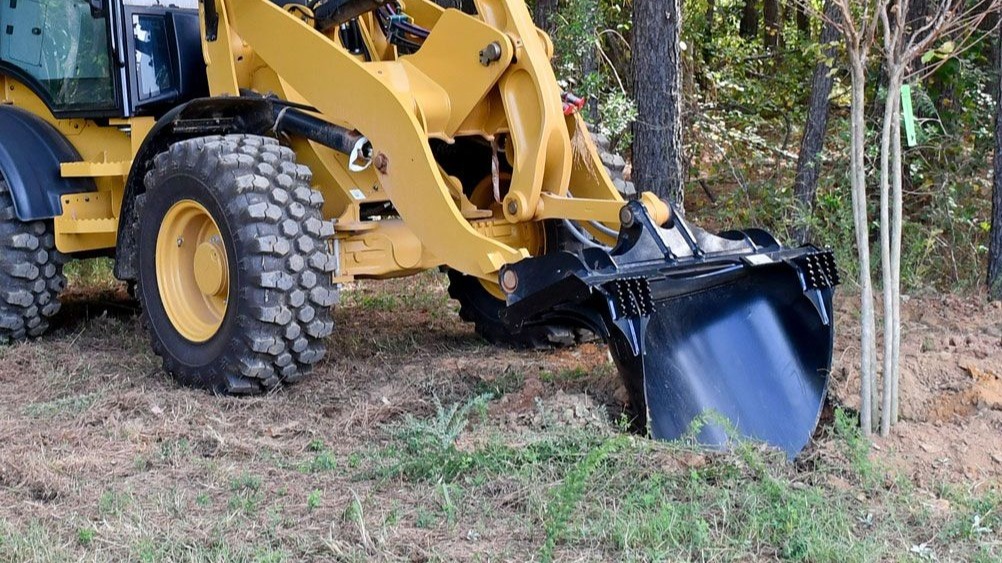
top-left (0, 0), bottom-right (839, 456)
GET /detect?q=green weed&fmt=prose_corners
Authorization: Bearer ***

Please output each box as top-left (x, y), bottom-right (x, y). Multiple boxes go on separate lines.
top-left (77, 528), bottom-right (96, 547)
top-left (158, 439), bottom-right (192, 466)
top-left (307, 490), bottom-right (323, 511)
top-left (98, 489), bottom-right (132, 517)
top-left (540, 436), bottom-right (626, 562)
top-left (228, 473), bottom-right (264, 515)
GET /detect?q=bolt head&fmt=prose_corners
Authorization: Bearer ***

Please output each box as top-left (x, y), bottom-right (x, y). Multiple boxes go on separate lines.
top-left (619, 206), bottom-right (635, 227)
top-left (500, 269), bottom-right (518, 293)
top-left (506, 201), bottom-right (518, 215)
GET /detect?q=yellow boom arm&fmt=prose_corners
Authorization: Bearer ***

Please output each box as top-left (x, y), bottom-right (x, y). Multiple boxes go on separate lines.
top-left (202, 0), bottom-right (668, 282)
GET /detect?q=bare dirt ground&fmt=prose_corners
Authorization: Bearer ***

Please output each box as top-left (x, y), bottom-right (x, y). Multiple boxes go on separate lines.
top-left (0, 271), bottom-right (1000, 561)
top-left (829, 293), bottom-right (1002, 488)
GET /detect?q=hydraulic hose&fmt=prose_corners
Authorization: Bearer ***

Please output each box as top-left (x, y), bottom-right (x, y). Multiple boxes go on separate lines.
top-left (273, 107), bottom-right (373, 171)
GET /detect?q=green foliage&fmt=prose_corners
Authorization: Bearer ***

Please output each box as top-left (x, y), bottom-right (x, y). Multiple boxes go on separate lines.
top-left (400, 393), bottom-right (492, 450)
top-left (371, 405), bottom-right (1002, 561)
top-left (22, 392), bottom-right (101, 419)
top-left (548, 0), bottom-right (635, 144)
top-left (377, 400), bottom-right (612, 483)
top-left (596, 90), bottom-right (637, 148)
top-left (544, 0), bottom-right (995, 292)
top-left (472, 367), bottom-right (524, 397)
top-left (227, 473), bottom-right (264, 514)
top-left (63, 258), bottom-right (118, 290)
top-left (700, 44), bottom-right (996, 292)
top-left (540, 436), bottom-right (625, 562)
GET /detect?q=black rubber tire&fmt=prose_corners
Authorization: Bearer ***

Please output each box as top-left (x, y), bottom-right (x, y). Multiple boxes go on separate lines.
top-left (445, 135), bottom-right (629, 351)
top-left (137, 135), bottom-right (337, 394)
top-left (447, 269), bottom-right (595, 350)
top-left (0, 179), bottom-right (66, 343)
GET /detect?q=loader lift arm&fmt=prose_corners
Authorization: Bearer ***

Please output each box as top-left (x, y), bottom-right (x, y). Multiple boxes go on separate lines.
top-left (200, 0), bottom-right (667, 280)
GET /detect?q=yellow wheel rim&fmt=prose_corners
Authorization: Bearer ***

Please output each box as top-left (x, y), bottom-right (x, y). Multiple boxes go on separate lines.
top-left (156, 200), bottom-right (229, 343)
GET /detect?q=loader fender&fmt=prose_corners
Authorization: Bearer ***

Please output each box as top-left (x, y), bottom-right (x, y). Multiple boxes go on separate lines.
top-left (0, 106), bottom-right (95, 222)
top-left (114, 97), bottom-right (275, 281)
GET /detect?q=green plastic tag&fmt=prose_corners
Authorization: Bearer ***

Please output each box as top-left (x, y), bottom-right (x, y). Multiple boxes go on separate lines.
top-left (901, 84), bottom-right (917, 147)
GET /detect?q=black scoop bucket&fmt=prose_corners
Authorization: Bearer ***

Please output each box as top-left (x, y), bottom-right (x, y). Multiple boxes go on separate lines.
top-left (501, 201), bottom-right (838, 458)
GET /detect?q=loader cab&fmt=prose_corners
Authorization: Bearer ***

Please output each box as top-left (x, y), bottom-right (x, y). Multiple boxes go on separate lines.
top-left (0, 0), bottom-right (207, 119)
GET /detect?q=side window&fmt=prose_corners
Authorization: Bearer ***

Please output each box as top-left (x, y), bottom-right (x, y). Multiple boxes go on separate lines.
top-left (133, 14), bottom-right (174, 102)
top-left (0, 0), bottom-right (116, 113)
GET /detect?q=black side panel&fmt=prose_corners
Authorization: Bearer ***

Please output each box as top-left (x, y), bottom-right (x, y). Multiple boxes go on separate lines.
top-left (171, 11), bottom-right (210, 105)
top-left (0, 106), bottom-right (95, 221)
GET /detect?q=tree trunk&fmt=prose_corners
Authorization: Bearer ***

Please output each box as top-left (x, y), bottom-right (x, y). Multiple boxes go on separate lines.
top-left (764, 0), bottom-right (781, 49)
top-left (990, 27), bottom-right (1002, 300)
top-left (534, 0), bottom-right (558, 33)
top-left (906, 0), bottom-right (929, 37)
top-left (793, 0), bottom-right (840, 243)
top-left (905, 0), bottom-right (929, 77)
top-left (891, 79), bottom-right (903, 425)
top-left (794, 0), bottom-right (811, 38)
top-left (879, 71), bottom-right (903, 436)
top-left (703, 0), bottom-right (717, 66)
top-left (583, 44), bottom-right (600, 122)
top-left (849, 57), bottom-right (879, 435)
top-left (633, 0), bottom-right (685, 207)
top-left (740, 0), bottom-right (759, 39)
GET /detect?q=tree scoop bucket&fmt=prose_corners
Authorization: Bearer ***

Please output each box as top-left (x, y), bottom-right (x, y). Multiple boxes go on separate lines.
top-left (501, 201), bottom-right (839, 458)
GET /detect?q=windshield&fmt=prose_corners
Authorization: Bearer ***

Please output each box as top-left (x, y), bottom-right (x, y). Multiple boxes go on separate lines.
top-left (0, 0), bottom-right (116, 113)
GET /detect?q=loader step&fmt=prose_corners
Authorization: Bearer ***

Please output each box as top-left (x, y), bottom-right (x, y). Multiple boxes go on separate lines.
top-left (60, 161), bottom-right (132, 178)
top-left (57, 217), bottom-right (118, 234)
top-left (53, 191), bottom-right (119, 253)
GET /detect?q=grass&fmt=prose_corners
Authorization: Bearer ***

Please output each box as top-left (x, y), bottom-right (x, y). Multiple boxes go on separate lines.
top-left (1, 267), bottom-right (999, 561)
top-left (21, 391), bottom-right (101, 419)
top-left (63, 258), bottom-right (119, 292)
top-left (5, 398), bottom-right (999, 562)
top-left (364, 398), bottom-right (1001, 562)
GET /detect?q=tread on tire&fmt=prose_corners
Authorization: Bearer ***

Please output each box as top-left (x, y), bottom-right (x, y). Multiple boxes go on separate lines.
top-left (137, 135), bottom-right (337, 394)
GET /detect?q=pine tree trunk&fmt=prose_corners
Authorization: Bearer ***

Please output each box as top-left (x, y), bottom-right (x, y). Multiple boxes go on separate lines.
top-left (764, 0), bottom-right (781, 49)
top-left (793, 0), bottom-right (840, 243)
top-left (741, 0), bottom-right (759, 39)
top-left (633, 0), bottom-right (685, 207)
top-left (534, 0), bottom-right (558, 33)
top-left (990, 27), bottom-right (1002, 300)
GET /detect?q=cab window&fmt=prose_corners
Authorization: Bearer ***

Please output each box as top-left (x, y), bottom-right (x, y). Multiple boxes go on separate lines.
top-left (133, 14), bottom-right (174, 102)
top-left (0, 0), bottom-right (116, 113)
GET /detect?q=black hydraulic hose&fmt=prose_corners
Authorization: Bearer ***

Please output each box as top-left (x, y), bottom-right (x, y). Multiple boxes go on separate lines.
top-left (313, 0), bottom-right (393, 32)
top-left (385, 4), bottom-right (430, 38)
top-left (273, 107), bottom-right (372, 169)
